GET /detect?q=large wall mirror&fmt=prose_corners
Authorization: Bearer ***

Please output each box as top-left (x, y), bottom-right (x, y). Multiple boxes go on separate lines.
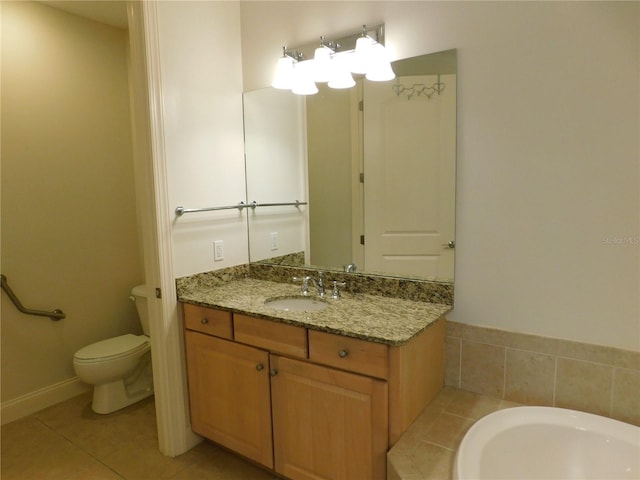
top-left (243, 49), bottom-right (456, 283)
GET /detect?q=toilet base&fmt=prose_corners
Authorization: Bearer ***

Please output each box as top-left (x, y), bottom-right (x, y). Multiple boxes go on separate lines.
top-left (91, 355), bottom-right (154, 414)
top-left (92, 380), bottom-right (154, 414)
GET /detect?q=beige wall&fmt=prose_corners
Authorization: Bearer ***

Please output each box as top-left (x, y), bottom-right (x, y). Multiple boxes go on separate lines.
top-left (307, 85), bottom-right (354, 268)
top-left (240, 1), bottom-right (640, 351)
top-left (1, 2), bottom-right (143, 405)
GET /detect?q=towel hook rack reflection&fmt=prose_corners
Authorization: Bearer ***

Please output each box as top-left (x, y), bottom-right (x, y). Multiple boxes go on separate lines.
top-left (1, 274), bottom-right (65, 321)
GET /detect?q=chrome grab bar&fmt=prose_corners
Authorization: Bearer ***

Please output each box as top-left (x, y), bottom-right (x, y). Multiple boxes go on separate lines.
top-left (175, 200), bottom-right (307, 217)
top-left (0, 274), bottom-right (65, 321)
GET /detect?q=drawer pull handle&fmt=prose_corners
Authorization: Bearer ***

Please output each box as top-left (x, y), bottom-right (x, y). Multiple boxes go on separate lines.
top-left (256, 363), bottom-right (264, 372)
top-left (338, 349), bottom-right (349, 358)
top-left (200, 318), bottom-right (209, 325)
top-left (270, 369), bottom-right (279, 377)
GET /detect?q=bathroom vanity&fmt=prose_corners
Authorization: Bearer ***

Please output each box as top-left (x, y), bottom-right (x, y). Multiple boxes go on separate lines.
top-left (176, 47), bottom-right (457, 479)
top-left (179, 276), bottom-right (450, 480)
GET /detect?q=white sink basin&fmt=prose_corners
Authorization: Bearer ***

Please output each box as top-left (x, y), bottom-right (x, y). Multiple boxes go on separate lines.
top-left (265, 296), bottom-right (329, 312)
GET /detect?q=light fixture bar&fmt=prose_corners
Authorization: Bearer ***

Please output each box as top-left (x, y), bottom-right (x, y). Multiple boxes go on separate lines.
top-left (282, 48), bottom-right (304, 62)
top-left (286, 24), bottom-right (385, 63)
top-left (273, 23), bottom-right (393, 95)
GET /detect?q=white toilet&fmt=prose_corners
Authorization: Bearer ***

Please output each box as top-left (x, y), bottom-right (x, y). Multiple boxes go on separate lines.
top-left (73, 285), bottom-right (153, 414)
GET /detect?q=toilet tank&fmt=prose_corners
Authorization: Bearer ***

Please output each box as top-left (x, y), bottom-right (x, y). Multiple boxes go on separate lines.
top-left (131, 285), bottom-right (150, 336)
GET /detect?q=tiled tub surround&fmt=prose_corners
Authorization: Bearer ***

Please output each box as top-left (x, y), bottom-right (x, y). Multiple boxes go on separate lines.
top-left (387, 387), bottom-right (522, 480)
top-left (445, 321), bottom-right (640, 427)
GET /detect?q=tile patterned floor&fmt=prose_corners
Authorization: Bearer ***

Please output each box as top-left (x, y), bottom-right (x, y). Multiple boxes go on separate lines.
top-left (1, 393), bottom-right (277, 480)
top-left (1, 387), bottom-right (519, 480)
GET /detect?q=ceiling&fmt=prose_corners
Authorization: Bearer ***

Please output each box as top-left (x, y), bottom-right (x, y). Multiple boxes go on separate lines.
top-left (39, 1), bottom-right (128, 29)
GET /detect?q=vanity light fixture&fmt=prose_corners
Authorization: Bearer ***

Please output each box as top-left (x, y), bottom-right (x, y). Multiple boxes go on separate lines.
top-left (351, 28), bottom-right (375, 74)
top-left (272, 46), bottom-right (299, 90)
top-left (312, 38), bottom-right (334, 83)
top-left (271, 24), bottom-right (394, 95)
top-left (365, 43), bottom-right (396, 81)
top-left (328, 54), bottom-right (356, 89)
top-left (291, 60), bottom-right (319, 95)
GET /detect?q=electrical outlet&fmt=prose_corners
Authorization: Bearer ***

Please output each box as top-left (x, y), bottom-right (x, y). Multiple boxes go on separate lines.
top-left (270, 232), bottom-right (279, 251)
top-left (214, 240), bottom-right (224, 261)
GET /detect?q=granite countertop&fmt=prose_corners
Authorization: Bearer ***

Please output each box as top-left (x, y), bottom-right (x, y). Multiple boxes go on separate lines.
top-left (177, 277), bottom-right (451, 346)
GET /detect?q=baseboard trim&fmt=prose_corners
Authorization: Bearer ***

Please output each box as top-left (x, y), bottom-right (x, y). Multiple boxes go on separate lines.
top-left (1, 377), bottom-right (91, 425)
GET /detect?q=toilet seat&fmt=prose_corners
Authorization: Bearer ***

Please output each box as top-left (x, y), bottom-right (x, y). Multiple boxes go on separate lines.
top-left (74, 334), bottom-right (149, 364)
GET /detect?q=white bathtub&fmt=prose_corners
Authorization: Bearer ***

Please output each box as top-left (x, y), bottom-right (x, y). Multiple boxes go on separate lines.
top-left (454, 406), bottom-right (640, 480)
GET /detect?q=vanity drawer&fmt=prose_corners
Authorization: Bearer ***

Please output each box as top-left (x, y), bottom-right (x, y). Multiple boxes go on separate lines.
top-left (234, 314), bottom-right (308, 358)
top-left (183, 303), bottom-right (233, 339)
top-left (308, 330), bottom-right (389, 379)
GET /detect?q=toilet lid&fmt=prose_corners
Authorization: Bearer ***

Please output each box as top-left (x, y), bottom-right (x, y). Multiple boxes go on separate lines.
top-left (75, 334), bottom-right (149, 362)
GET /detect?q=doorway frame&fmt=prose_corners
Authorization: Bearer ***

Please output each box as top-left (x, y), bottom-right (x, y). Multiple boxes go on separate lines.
top-left (127, 1), bottom-right (200, 457)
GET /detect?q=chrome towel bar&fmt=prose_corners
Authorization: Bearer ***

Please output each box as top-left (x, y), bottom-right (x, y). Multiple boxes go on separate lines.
top-left (175, 200), bottom-right (307, 217)
top-left (0, 274), bottom-right (65, 321)
top-left (175, 202), bottom-right (247, 216)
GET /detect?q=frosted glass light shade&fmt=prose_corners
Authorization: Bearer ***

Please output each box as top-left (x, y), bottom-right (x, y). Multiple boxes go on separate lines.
top-left (365, 44), bottom-right (395, 82)
top-left (328, 56), bottom-right (355, 89)
top-left (292, 61), bottom-right (318, 95)
top-left (350, 36), bottom-right (374, 74)
top-left (272, 55), bottom-right (295, 89)
top-left (313, 46), bottom-right (333, 83)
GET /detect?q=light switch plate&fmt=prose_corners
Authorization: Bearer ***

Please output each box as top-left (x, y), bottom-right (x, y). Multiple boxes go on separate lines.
top-left (214, 240), bottom-right (224, 261)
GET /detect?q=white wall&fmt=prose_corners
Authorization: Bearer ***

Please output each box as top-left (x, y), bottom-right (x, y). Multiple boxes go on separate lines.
top-left (240, 1), bottom-right (639, 351)
top-left (156, 1), bottom-right (247, 277)
top-left (1, 1), bottom-right (143, 415)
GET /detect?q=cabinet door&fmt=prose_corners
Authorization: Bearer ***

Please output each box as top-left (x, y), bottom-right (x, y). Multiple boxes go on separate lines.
top-left (184, 330), bottom-right (273, 468)
top-left (271, 355), bottom-right (388, 480)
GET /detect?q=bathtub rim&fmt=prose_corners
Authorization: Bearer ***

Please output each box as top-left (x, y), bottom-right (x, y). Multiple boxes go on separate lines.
top-left (453, 405), bottom-right (640, 480)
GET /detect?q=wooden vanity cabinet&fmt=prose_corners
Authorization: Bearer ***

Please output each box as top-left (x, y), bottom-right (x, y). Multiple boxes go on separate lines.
top-left (183, 303), bottom-right (445, 480)
top-left (184, 330), bottom-right (274, 468)
top-left (271, 355), bottom-right (388, 480)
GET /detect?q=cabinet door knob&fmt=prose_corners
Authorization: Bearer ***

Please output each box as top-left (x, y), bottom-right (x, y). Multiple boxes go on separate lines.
top-left (338, 349), bottom-right (349, 358)
top-left (200, 318), bottom-right (209, 325)
top-left (256, 363), bottom-right (264, 372)
top-left (270, 369), bottom-right (279, 377)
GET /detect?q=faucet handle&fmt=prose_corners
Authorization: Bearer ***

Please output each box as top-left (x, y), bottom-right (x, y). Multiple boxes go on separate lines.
top-left (292, 276), bottom-right (312, 295)
top-left (316, 271), bottom-right (327, 296)
top-left (331, 281), bottom-right (347, 299)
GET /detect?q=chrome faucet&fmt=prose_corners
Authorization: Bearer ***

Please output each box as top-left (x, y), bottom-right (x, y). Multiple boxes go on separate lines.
top-left (292, 275), bottom-right (312, 295)
top-left (293, 272), bottom-right (326, 297)
top-left (331, 280), bottom-right (347, 299)
top-left (309, 271), bottom-right (326, 297)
